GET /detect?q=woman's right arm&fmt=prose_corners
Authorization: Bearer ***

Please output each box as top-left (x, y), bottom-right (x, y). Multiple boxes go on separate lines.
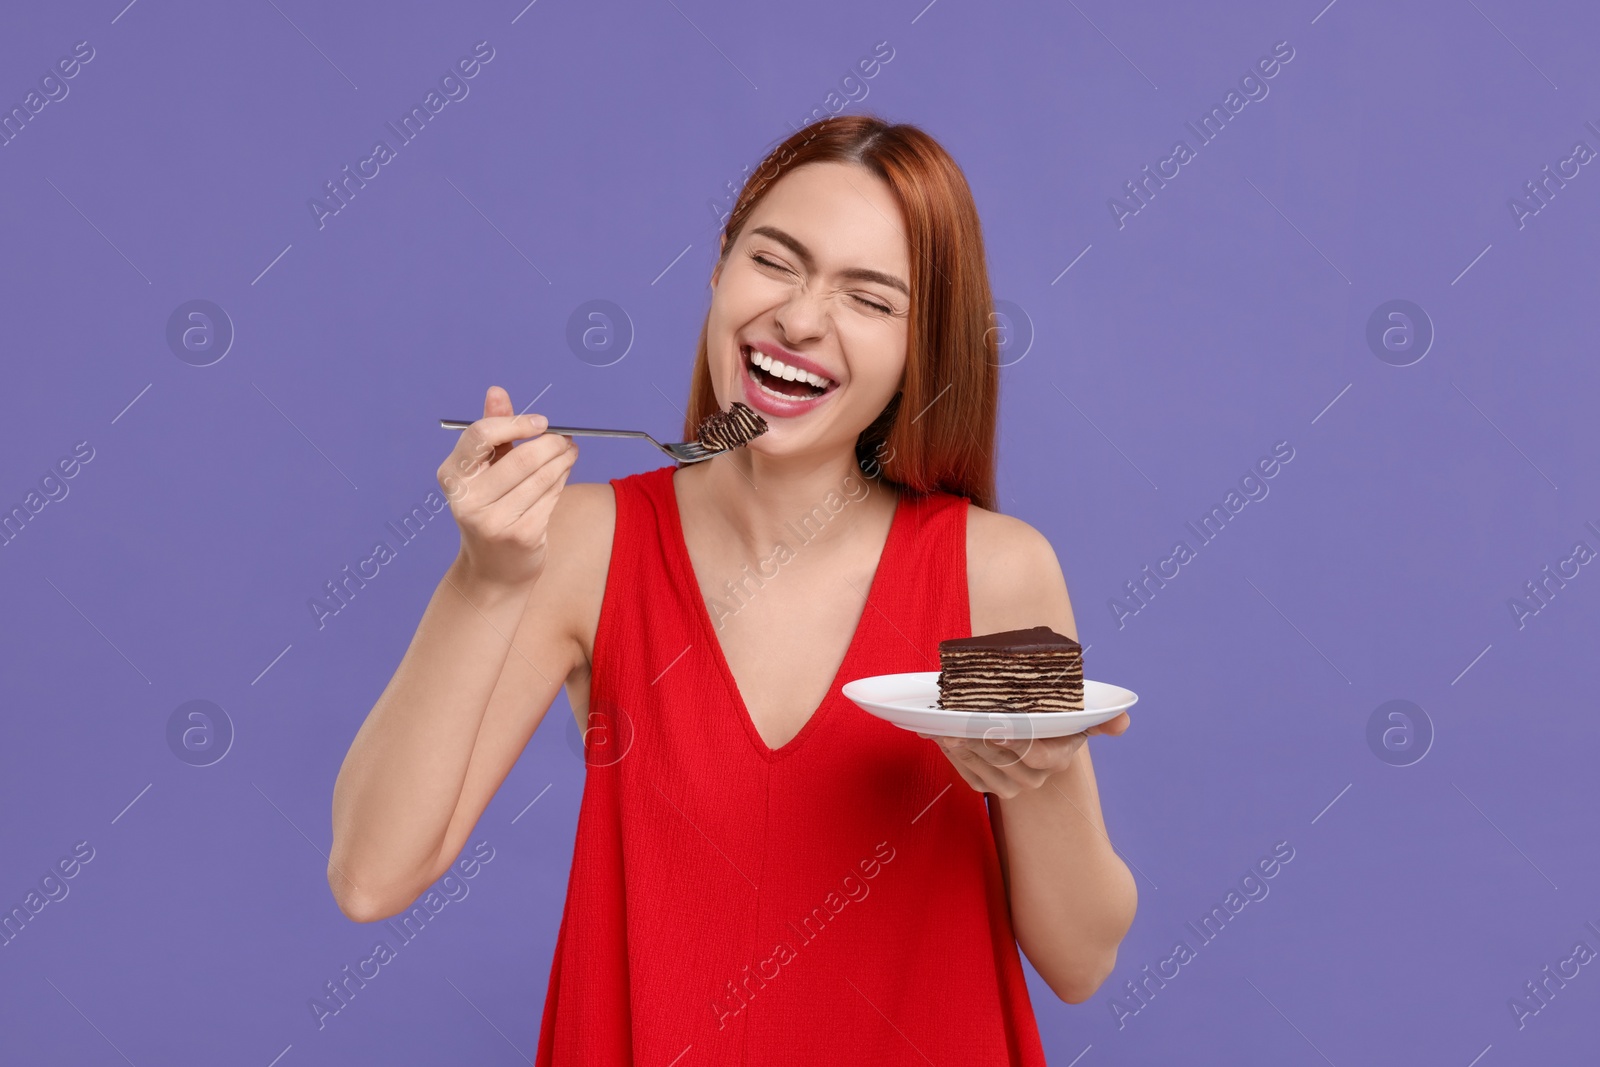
top-left (325, 386), bottom-right (591, 921)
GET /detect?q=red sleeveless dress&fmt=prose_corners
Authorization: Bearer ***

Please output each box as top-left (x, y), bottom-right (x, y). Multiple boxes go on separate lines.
top-left (535, 465), bottom-right (1047, 1065)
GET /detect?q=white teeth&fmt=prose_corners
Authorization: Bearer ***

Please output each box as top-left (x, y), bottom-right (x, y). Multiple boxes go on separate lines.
top-left (755, 378), bottom-right (800, 401)
top-left (744, 345), bottom-right (834, 391)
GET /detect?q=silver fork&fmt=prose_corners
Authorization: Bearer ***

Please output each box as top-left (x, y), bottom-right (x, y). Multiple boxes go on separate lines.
top-left (438, 418), bottom-right (718, 463)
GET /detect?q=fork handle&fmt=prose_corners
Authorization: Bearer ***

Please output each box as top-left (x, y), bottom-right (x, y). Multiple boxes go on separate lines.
top-left (543, 426), bottom-right (650, 440)
top-left (439, 419), bottom-right (649, 441)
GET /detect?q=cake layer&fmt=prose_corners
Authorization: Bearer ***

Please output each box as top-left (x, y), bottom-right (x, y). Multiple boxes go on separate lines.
top-left (937, 694), bottom-right (1082, 712)
top-left (936, 661), bottom-right (1082, 680)
top-left (934, 668), bottom-right (1081, 684)
top-left (939, 652), bottom-right (1080, 671)
top-left (936, 624), bottom-right (1083, 712)
top-left (939, 682), bottom-right (1081, 698)
top-left (938, 680), bottom-right (1083, 699)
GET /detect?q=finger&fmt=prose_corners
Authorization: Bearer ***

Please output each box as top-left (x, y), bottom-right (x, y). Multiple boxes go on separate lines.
top-left (941, 739), bottom-right (1020, 795)
top-left (953, 735), bottom-right (1061, 790)
top-left (934, 739), bottom-right (1017, 790)
top-left (959, 750), bottom-right (1021, 796)
top-left (441, 414), bottom-right (553, 499)
top-left (967, 729), bottom-right (1061, 772)
top-left (444, 413), bottom-right (543, 486)
top-left (483, 385), bottom-right (513, 419)
top-left (1008, 732), bottom-right (1088, 771)
top-left (483, 386), bottom-right (515, 463)
top-left (474, 432), bottom-right (574, 510)
top-left (477, 435), bottom-right (577, 522)
top-left (1043, 732), bottom-right (1090, 769)
top-left (964, 736), bottom-right (1029, 770)
top-left (1091, 712), bottom-right (1132, 736)
top-left (974, 743), bottom-right (1053, 788)
top-left (500, 443), bottom-right (578, 534)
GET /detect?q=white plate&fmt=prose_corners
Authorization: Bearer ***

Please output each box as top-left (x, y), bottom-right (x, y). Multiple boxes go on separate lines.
top-left (842, 671), bottom-right (1137, 740)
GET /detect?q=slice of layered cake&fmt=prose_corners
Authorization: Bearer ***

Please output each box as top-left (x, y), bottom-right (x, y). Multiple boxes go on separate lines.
top-left (695, 401), bottom-right (769, 452)
top-left (936, 626), bottom-right (1084, 712)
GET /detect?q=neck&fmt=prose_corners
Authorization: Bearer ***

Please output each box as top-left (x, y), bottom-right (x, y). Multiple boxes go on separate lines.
top-left (677, 443), bottom-right (894, 557)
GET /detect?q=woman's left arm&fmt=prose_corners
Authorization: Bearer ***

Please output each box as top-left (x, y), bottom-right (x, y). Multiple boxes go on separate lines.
top-left (922, 509), bottom-right (1138, 1003)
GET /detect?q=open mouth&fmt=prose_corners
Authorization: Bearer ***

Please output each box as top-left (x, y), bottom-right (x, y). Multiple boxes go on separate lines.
top-left (742, 345), bottom-right (838, 402)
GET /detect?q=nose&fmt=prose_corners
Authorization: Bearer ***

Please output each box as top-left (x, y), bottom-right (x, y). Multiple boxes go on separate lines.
top-left (773, 284), bottom-right (829, 345)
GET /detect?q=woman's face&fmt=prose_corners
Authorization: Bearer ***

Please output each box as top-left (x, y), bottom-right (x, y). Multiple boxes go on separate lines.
top-left (706, 161), bottom-right (911, 459)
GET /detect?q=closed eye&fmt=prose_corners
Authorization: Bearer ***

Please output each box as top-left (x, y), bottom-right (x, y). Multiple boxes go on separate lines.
top-left (751, 252), bottom-right (894, 315)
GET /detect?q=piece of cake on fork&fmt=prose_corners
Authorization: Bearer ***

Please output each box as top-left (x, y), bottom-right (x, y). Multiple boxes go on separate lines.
top-left (936, 626), bottom-right (1084, 712)
top-left (694, 401), bottom-right (769, 452)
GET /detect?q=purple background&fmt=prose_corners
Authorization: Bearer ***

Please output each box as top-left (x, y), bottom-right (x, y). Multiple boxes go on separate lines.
top-left (3, 0), bottom-right (1597, 1062)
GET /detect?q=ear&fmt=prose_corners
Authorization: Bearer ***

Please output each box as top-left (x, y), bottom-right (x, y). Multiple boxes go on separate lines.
top-left (710, 233), bottom-right (728, 288)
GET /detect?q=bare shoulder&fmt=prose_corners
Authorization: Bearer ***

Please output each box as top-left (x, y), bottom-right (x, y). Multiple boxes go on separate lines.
top-left (549, 479), bottom-right (616, 536)
top-left (964, 502), bottom-right (1078, 640)
top-left (538, 480), bottom-right (616, 668)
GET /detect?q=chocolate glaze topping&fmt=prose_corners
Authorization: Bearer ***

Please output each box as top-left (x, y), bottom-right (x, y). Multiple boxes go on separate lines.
top-left (938, 625), bottom-right (1081, 654)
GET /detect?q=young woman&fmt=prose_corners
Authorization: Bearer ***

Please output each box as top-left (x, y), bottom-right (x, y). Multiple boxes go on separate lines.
top-left (329, 114), bottom-right (1136, 1064)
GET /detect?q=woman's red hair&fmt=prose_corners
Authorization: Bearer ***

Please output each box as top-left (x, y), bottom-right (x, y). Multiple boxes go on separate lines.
top-left (682, 113), bottom-right (999, 512)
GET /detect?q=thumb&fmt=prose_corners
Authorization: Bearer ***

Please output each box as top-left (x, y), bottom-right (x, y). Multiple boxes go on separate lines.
top-left (483, 386), bottom-right (516, 462)
top-left (483, 385), bottom-right (513, 419)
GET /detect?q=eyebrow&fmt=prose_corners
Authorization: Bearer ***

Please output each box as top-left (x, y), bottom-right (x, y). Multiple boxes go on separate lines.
top-left (748, 225), bottom-right (909, 297)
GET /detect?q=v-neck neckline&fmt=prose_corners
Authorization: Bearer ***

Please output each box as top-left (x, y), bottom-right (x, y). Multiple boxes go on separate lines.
top-left (662, 466), bottom-right (907, 761)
